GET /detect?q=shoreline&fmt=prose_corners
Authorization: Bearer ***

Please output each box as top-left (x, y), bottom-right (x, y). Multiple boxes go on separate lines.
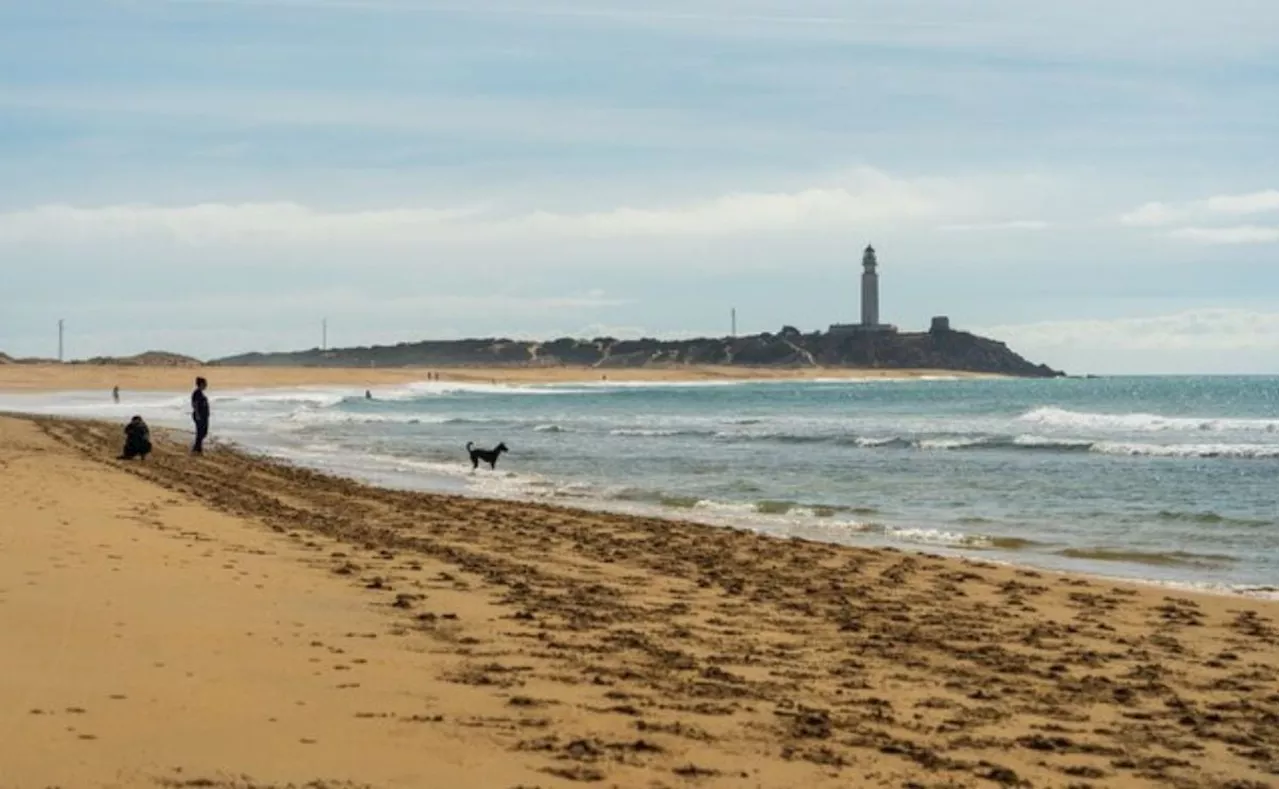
top-left (222, 432), bottom-right (1280, 601)
top-left (0, 363), bottom-right (1004, 392)
top-left (3, 413), bottom-right (1276, 788)
top-left (1, 395), bottom-right (1273, 595)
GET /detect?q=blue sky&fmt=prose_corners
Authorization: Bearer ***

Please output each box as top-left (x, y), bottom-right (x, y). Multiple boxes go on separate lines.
top-left (0, 0), bottom-right (1276, 374)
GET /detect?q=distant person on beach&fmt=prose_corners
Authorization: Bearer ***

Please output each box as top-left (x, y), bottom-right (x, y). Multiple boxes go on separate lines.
top-left (365, 389), bottom-right (373, 400)
top-left (112, 386), bottom-right (120, 403)
top-left (191, 376), bottom-right (210, 454)
top-left (118, 416), bottom-right (151, 461)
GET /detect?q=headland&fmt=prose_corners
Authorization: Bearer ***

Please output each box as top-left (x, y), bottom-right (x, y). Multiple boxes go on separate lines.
top-left (210, 326), bottom-right (1064, 378)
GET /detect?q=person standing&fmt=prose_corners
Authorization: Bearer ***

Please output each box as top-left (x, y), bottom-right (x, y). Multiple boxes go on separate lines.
top-left (112, 385), bottom-right (120, 403)
top-left (191, 376), bottom-right (210, 454)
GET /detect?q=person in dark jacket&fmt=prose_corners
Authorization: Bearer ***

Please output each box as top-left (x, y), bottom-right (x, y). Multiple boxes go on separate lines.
top-left (119, 416), bottom-right (152, 461)
top-left (191, 376), bottom-right (210, 454)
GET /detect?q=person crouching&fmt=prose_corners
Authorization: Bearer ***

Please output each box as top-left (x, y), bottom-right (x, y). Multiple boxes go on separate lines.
top-left (119, 416), bottom-right (152, 461)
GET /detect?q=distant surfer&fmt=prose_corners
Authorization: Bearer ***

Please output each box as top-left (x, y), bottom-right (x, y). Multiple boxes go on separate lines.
top-left (112, 385), bottom-right (120, 403)
top-left (365, 389), bottom-right (373, 400)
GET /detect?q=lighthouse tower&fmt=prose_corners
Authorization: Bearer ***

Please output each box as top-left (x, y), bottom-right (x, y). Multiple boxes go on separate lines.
top-left (860, 244), bottom-right (879, 327)
top-left (827, 243), bottom-right (897, 335)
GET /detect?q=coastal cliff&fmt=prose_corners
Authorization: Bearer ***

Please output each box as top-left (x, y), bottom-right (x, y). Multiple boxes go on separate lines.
top-left (213, 327), bottom-right (1064, 377)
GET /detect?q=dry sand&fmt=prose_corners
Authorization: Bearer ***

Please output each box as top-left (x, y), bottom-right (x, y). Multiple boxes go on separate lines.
top-left (0, 363), bottom-right (997, 392)
top-left (0, 415), bottom-right (1275, 789)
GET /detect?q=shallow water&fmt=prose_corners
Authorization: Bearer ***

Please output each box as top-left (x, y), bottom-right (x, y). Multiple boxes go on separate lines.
top-left (5, 374), bottom-right (1276, 592)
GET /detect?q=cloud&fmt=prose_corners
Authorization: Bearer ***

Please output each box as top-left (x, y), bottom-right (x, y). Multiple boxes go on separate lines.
top-left (936, 220), bottom-right (1049, 232)
top-left (157, 0), bottom-right (1279, 63)
top-left (1168, 225), bottom-right (1279, 245)
top-left (0, 86), bottom-right (833, 154)
top-left (1119, 190), bottom-right (1278, 227)
top-left (1118, 190), bottom-right (1278, 247)
top-left (512, 174), bottom-right (980, 238)
top-left (1118, 202), bottom-right (1186, 228)
top-left (72, 288), bottom-right (631, 321)
top-left (1200, 192), bottom-right (1280, 214)
top-left (976, 308), bottom-right (1279, 353)
top-left (0, 202), bottom-right (482, 245)
top-left (0, 168), bottom-right (1030, 246)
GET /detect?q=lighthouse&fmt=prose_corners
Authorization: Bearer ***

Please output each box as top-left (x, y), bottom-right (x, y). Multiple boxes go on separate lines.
top-left (861, 244), bottom-right (879, 327)
top-left (828, 243), bottom-right (896, 334)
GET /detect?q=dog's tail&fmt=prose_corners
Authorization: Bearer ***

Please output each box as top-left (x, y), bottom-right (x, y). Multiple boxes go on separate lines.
top-left (466, 441), bottom-right (474, 451)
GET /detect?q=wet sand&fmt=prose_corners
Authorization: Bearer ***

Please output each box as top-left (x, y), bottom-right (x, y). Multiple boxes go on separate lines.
top-left (1, 414), bottom-right (1275, 789)
top-left (0, 363), bottom-right (997, 392)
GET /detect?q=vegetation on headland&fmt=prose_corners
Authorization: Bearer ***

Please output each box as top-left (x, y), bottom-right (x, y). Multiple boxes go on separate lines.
top-left (1, 327), bottom-right (1064, 377)
top-left (0, 350), bottom-right (201, 367)
top-left (211, 326), bottom-right (1064, 377)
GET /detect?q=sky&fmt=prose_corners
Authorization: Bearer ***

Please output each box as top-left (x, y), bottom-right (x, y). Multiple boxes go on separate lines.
top-left (0, 0), bottom-right (1276, 374)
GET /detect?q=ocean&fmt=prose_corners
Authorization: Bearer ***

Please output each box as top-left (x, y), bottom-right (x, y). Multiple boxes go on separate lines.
top-left (5, 374), bottom-right (1276, 594)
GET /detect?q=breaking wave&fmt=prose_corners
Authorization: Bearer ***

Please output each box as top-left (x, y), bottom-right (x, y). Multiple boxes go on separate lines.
top-left (1017, 406), bottom-right (1277, 434)
top-left (684, 431), bottom-right (1275, 459)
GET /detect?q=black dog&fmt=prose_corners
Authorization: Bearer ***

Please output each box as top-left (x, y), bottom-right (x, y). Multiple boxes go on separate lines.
top-left (466, 441), bottom-right (508, 470)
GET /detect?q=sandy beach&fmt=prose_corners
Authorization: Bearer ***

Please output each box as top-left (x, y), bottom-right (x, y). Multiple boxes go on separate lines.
top-left (0, 414), bottom-right (1275, 789)
top-left (0, 363), bottom-right (998, 392)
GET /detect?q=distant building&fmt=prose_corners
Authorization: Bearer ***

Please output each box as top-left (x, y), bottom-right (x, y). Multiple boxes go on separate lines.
top-left (830, 244), bottom-right (898, 334)
top-left (930, 316), bottom-right (951, 333)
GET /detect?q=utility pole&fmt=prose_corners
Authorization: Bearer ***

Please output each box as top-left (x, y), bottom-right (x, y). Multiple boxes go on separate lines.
top-left (57, 319), bottom-right (64, 362)
top-left (322, 318), bottom-right (328, 351)
top-left (731, 308), bottom-right (737, 339)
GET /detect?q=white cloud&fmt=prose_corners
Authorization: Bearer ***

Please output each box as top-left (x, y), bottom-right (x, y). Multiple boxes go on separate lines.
top-left (0, 168), bottom-right (1029, 246)
top-left (1119, 190), bottom-right (1278, 227)
top-left (976, 308), bottom-right (1279, 353)
top-left (936, 220), bottom-right (1049, 232)
top-left (0, 202), bottom-right (481, 245)
top-left (73, 288), bottom-right (630, 320)
top-left (1200, 191), bottom-right (1280, 214)
top-left (1118, 202), bottom-right (1186, 227)
top-left (1168, 225), bottom-right (1279, 245)
top-left (0, 86), bottom-right (832, 153)
top-left (1118, 190), bottom-right (1278, 247)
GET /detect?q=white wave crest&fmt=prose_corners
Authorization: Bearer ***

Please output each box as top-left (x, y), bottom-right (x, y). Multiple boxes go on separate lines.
top-left (1090, 442), bottom-right (1278, 459)
top-left (1019, 406), bottom-right (1277, 434)
top-left (916, 437), bottom-right (986, 450)
top-left (885, 527), bottom-right (994, 547)
top-left (280, 409), bottom-right (450, 426)
top-left (610, 428), bottom-right (698, 437)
